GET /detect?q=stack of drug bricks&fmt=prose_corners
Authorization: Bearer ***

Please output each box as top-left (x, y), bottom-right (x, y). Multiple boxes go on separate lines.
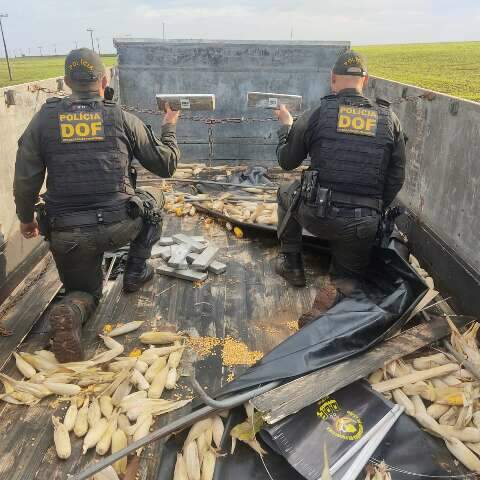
top-left (153, 234), bottom-right (226, 283)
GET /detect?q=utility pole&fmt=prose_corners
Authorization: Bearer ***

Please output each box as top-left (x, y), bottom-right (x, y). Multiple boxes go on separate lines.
top-left (38, 46), bottom-right (43, 56)
top-left (74, 40), bottom-right (78, 49)
top-left (290, 26), bottom-right (293, 41)
top-left (162, 22), bottom-right (165, 41)
top-left (96, 38), bottom-right (100, 55)
top-left (0, 14), bottom-right (12, 81)
top-left (53, 43), bottom-right (57, 55)
top-left (86, 28), bottom-right (95, 52)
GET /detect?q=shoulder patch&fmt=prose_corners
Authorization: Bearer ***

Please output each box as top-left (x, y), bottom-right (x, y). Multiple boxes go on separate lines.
top-left (375, 97), bottom-right (391, 108)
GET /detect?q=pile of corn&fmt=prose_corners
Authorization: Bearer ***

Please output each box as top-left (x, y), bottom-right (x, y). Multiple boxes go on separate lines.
top-left (368, 319), bottom-right (480, 472)
top-left (0, 322), bottom-right (196, 478)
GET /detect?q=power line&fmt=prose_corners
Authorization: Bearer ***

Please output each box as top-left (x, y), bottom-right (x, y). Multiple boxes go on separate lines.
top-left (0, 14), bottom-right (12, 81)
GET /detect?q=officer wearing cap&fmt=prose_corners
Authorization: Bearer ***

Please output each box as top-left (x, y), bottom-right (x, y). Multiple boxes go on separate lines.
top-left (14, 48), bottom-right (181, 361)
top-left (274, 50), bottom-right (406, 327)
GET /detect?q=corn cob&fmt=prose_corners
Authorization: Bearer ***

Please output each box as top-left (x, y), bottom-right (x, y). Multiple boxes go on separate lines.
top-left (165, 368), bottom-right (178, 390)
top-left (145, 356), bottom-right (167, 383)
top-left (83, 417), bottom-right (108, 453)
top-left (64, 399), bottom-right (78, 432)
top-left (139, 331), bottom-right (185, 345)
top-left (148, 366), bottom-right (169, 399)
top-left (92, 465), bottom-right (120, 480)
top-left (131, 368), bottom-right (150, 391)
top-left (99, 395), bottom-right (114, 418)
top-left (119, 390), bottom-right (147, 411)
top-left (197, 431), bottom-right (208, 463)
top-left (426, 403), bottom-right (450, 419)
top-left (439, 407), bottom-right (458, 426)
top-left (201, 449), bottom-right (216, 480)
top-left (185, 418), bottom-right (213, 446)
top-left (442, 426), bottom-right (480, 443)
top-left (111, 377), bottom-right (132, 406)
top-left (52, 416), bottom-right (71, 459)
top-left (173, 453), bottom-right (189, 480)
top-left (44, 382), bottom-right (82, 397)
top-left (368, 369), bottom-right (384, 384)
top-left (20, 352), bottom-right (57, 371)
top-left (135, 359), bottom-right (149, 374)
top-left (445, 437), bottom-right (480, 470)
top-left (34, 349), bottom-right (58, 363)
top-left (74, 396), bottom-right (90, 437)
top-left (184, 441), bottom-right (201, 480)
top-left (402, 381), bottom-right (429, 396)
top-left (107, 321), bottom-right (144, 337)
top-left (138, 349), bottom-right (160, 365)
top-left (87, 396), bottom-right (102, 428)
top-left (108, 358), bottom-right (137, 372)
top-left (212, 415), bottom-right (224, 448)
top-left (29, 373), bottom-right (46, 384)
top-left (96, 412), bottom-right (119, 455)
top-left (117, 413), bottom-right (131, 436)
top-left (413, 353), bottom-right (450, 370)
top-left (204, 427), bottom-right (213, 448)
top-left (168, 343), bottom-right (185, 368)
top-left (13, 352), bottom-right (36, 378)
top-left (133, 413), bottom-right (154, 454)
top-left (127, 412), bottom-right (153, 436)
top-left (111, 428), bottom-right (128, 474)
top-left (392, 389), bottom-right (415, 416)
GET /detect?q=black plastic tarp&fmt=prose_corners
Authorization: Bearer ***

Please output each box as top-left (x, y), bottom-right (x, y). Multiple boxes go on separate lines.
top-left (218, 246), bottom-right (428, 396)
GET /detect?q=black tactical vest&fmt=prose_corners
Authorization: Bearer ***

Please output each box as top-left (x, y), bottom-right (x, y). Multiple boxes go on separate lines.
top-left (308, 93), bottom-right (395, 199)
top-left (38, 97), bottom-right (134, 214)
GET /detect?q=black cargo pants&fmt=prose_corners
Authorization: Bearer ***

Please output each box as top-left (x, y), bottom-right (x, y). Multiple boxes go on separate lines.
top-left (49, 216), bottom-right (161, 303)
top-left (277, 180), bottom-right (380, 281)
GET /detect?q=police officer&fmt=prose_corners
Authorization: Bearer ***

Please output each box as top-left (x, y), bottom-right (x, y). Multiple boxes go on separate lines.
top-left (14, 49), bottom-right (181, 361)
top-left (275, 50), bottom-right (406, 326)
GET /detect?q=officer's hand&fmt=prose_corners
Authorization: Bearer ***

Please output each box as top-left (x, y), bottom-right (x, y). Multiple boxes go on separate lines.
top-left (20, 221), bottom-right (39, 239)
top-left (275, 104), bottom-right (293, 126)
top-left (163, 102), bottom-right (180, 125)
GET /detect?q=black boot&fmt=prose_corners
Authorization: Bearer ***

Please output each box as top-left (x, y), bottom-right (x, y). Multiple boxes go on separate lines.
top-left (49, 292), bottom-right (96, 363)
top-left (275, 253), bottom-right (306, 287)
top-left (123, 257), bottom-right (154, 293)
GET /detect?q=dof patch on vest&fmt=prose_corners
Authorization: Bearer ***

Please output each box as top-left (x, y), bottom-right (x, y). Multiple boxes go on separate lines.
top-left (58, 111), bottom-right (105, 143)
top-left (337, 105), bottom-right (378, 137)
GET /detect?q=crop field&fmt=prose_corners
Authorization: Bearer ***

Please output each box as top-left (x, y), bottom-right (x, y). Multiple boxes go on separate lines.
top-left (0, 55), bottom-right (116, 88)
top-left (0, 43), bottom-right (479, 101)
top-left (356, 42), bottom-right (480, 102)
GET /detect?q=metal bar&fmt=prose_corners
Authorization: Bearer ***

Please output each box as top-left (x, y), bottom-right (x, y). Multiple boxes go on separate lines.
top-left (163, 177), bottom-right (278, 191)
top-left (0, 16), bottom-right (12, 81)
top-left (71, 380), bottom-right (281, 480)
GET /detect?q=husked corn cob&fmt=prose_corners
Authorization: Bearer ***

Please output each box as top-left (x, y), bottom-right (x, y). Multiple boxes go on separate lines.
top-left (148, 345), bottom-right (184, 357)
top-left (131, 368), bottom-right (150, 391)
top-left (74, 396), bottom-right (90, 437)
top-left (185, 418), bottom-right (213, 446)
top-left (119, 390), bottom-right (147, 411)
top-left (201, 449), bottom-right (216, 480)
top-left (64, 399), bottom-right (78, 432)
top-left (212, 415), bottom-right (224, 448)
top-left (138, 349), bottom-right (160, 365)
top-left (88, 397), bottom-right (102, 428)
top-left (83, 417), bottom-right (108, 453)
top-left (111, 428), bottom-right (128, 474)
top-left (100, 334), bottom-right (124, 351)
top-left (145, 357), bottom-right (167, 383)
top-left (139, 331), bottom-right (185, 345)
top-left (184, 441), bottom-right (201, 480)
top-left (52, 416), bottom-right (71, 459)
top-left (127, 412), bottom-right (153, 436)
top-left (173, 453), bottom-right (189, 480)
top-left (168, 343), bottom-right (185, 369)
top-left (165, 368), bottom-right (178, 390)
top-left (133, 414), bottom-right (154, 454)
top-left (107, 321), bottom-right (144, 337)
top-left (100, 395), bottom-right (114, 418)
top-left (148, 366), bottom-right (169, 399)
top-left (135, 359), bottom-right (149, 374)
top-left (111, 378), bottom-right (132, 406)
top-left (13, 352), bottom-right (36, 378)
top-left (96, 412), bottom-right (119, 455)
top-left (117, 414), bottom-right (131, 436)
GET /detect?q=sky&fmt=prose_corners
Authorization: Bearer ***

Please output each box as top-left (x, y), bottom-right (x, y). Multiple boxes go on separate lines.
top-left (2, 0), bottom-right (480, 56)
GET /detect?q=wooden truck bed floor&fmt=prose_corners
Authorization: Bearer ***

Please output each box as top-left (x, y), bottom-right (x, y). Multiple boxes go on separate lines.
top-left (0, 211), bottom-right (327, 480)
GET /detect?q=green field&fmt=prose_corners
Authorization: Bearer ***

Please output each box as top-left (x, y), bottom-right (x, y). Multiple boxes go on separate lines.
top-left (356, 42), bottom-right (480, 101)
top-left (0, 55), bottom-right (117, 88)
top-left (1, 43), bottom-right (480, 101)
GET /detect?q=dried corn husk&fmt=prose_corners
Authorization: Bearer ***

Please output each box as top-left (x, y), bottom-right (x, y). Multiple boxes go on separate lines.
top-left (413, 352), bottom-right (450, 370)
top-left (74, 396), bottom-right (90, 437)
top-left (411, 395), bottom-right (427, 416)
top-left (245, 438), bottom-right (267, 455)
top-left (212, 415), bottom-right (224, 448)
top-left (83, 417), bottom-right (108, 453)
top-left (20, 352), bottom-right (57, 371)
top-left (93, 465), bottom-right (120, 480)
top-left (138, 349), bottom-right (160, 365)
top-left (445, 437), bottom-right (480, 470)
top-left (165, 368), bottom-right (178, 390)
top-left (414, 412), bottom-right (444, 438)
top-left (111, 378), bottom-right (132, 406)
top-left (426, 403), bottom-right (450, 420)
top-left (174, 453), bottom-right (189, 480)
top-left (100, 395), bottom-right (114, 418)
top-left (185, 418), bottom-right (214, 446)
top-left (135, 360), bottom-right (149, 374)
top-left (13, 352), bottom-right (36, 378)
top-left (439, 407), bottom-right (458, 426)
top-left (0, 373), bottom-right (51, 399)
top-left (117, 414), bottom-right (131, 436)
top-left (201, 449), bottom-right (216, 480)
top-left (111, 428), bottom-right (128, 474)
top-left (133, 414), bottom-right (154, 454)
top-left (148, 366), bottom-right (169, 399)
top-left (107, 321), bottom-right (144, 337)
top-left (197, 432), bottom-right (208, 463)
top-left (442, 426), bottom-right (480, 443)
top-left (29, 373), bottom-right (46, 384)
top-left (386, 360), bottom-right (411, 378)
top-left (131, 369), bottom-right (150, 391)
top-left (392, 389), bottom-right (415, 416)
top-left (127, 412), bottom-right (153, 436)
top-left (184, 441), bottom-right (201, 480)
top-left (119, 390), bottom-right (147, 411)
top-left (96, 412), bottom-right (119, 455)
top-left (64, 399), bottom-right (78, 432)
top-left (44, 382), bottom-right (82, 396)
top-left (35, 349), bottom-right (58, 363)
top-left (88, 397), bottom-right (102, 428)
top-left (368, 369), bottom-right (384, 384)
top-left (108, 358), bottom-right (137, 372)
top-left (402, 381), bottom-right (429, 396)
top-left (52, 416), bottom-right (71, 460)
top-left (145, 356), bottom-right (167, 383)
top-left (425, 277), bottom-right (435, 289)
top-left (139, 331), bottom-right (185, 345)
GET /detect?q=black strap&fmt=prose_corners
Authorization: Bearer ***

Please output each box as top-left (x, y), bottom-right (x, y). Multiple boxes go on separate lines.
top-left (51, 207), bottom-right (130, 230)
top-left (330, 191), bottom-right (383, 212)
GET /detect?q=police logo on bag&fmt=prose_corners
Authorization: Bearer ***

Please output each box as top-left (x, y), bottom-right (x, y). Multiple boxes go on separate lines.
top-left (337, 105), bottom-right (378, 137)
top-left (58, 110), bottom-right (105, 143)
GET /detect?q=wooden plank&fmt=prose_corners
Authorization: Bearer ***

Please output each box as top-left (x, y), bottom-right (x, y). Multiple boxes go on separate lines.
top-left (156, 94), bottom-right (215, 112)
top-left (191, 246), bottom-right (219, 271)
top-left (252, 315), bottom-right (463, 424)
top-left (247, 91), bottom-right (303, 111)
top-left (0, 253), bottom-right (61, 370)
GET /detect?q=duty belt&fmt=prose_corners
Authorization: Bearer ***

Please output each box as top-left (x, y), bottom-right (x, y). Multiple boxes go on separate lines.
top-left (329, 191), bottom-right (383, 212)
top-left (50, 207), bottom-right (131, 230)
